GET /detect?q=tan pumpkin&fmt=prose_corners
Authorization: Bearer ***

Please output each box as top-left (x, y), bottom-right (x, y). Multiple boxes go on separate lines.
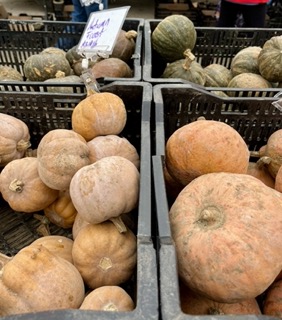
top-left (170, 172), bottom-right (282, 303)
top-left (71, 92), bottom-right (127, 141)
top-left (110, 29), bottom-right (137, 62)
top-left (89, 58), bottom-right (133, 79)
top-left (263, 279), bottom-right (282, 317)
top-left (0, 244), bottom-right (85, 316)
top-left (165, 118), bottom-right (250, 186)
top-left (29, 235), bottom-right (74, 264)
top-left (37, 129), bottom-right (90, 190)
top-left (247, 158), bottom-right (275, 188)
top-left (87, 134), bottom-right (140, 168)
top-left (0, 113), bottom-right (31, 167)
top-left (0, 157), bottom-right (58, 213)
top-left (80, 286), bottom-right (134, 312)
top-left (180, 281), bottom-right (261, 315)
top-left (44, 189), bottom-right (77, 229)
top-left (72, 221), bottom-right (137, 289)
top-left (72, 213), bottom-right (89, 240)
top-left (69, 156), bottom-right (139, 232)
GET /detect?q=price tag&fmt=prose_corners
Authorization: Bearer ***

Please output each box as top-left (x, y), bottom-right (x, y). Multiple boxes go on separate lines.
top-left (76, 6), bottom-right (130, 60)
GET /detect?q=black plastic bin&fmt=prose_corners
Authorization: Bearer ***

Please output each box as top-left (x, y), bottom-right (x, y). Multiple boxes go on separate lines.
top-left (0, 18), bottom-right (143, 88)
top-left (143, 19), bottom-right (282, 96)
top-left (152, 83), bottom-right (282, 320)
top-left (0, 81), bottom-right (158, 320)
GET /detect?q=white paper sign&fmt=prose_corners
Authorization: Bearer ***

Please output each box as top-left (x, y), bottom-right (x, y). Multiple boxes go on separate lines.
top-left (76, 6), bottom-right (130, 59)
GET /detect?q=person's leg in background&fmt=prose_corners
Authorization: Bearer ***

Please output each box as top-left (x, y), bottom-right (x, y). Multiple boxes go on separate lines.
top-left (72, 0), bottom-right (88, 22)
top-left (217, 0), bottom-right (241, 27)
top-left (241, 3), bottom-right (267, 27)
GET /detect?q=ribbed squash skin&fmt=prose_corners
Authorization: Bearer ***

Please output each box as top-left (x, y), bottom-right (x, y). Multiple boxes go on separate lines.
top-left (204, 64), bottom-right (232, 87)
top-left (258, 35), bottom-right (282, 83)
top-left (152, 15), bottom-right (197, 62)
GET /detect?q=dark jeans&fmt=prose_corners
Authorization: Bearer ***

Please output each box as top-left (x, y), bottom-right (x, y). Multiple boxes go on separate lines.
top-left (217, 0), bottom-right (267, 27)
top-left (71, 0), bottom-right (108, 22)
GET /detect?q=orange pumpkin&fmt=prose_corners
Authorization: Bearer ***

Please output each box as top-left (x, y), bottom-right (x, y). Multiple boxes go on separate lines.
top-left (247, 158), bottom-right (275, 188)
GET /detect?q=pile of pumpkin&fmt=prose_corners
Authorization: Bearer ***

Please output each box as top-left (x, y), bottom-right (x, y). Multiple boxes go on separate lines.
top-left (0, 88), bottom-right (140, 316)
top-left (152, 15), bottom-right (282, 94)
top-left (0, 28), bottom-right (138, 89)
top-left (163, 117), bottom-right (282, 317)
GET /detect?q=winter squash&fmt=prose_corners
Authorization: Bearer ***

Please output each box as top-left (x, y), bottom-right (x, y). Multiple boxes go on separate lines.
top-left (275, 165), bottom-right (282, 193)
top-left (204, 64), bottom-right (233, 87)
top-left (258, 35), bottom-right (282, 83)
top-left (263, 280), bottom-right (282, 317)
top-left (247, 158), bottom-right (275, 188)
top-left (227, 73), bottom-right (272, 97)
top-left (162, 49), bottom-right (206, 86)
top-left (80, 286), bottom-right (135, 311)
top-left (43, 74), bottom-right (82, 93)
top-left (230, 46), bottom-right (262, 77)
top-left (151, 15), bottom-right (197, 62)
top-left (0, 244), bottom-right (85, 316)
top-left (180, 281), bottom-right (261, 315)
top-left (0, 113), bottom-right (31, 167)
top-left (69, 156), bottom-right (139, 232)
top-left (110, 29), bottom-right (137, 63)
top-left (0, 157), bottom-right (58, 213)
top-left (87, 135), bottom-right (140, 168)
top-left (0, 66), bottom-right (23, 81)
top-left (24, 48), bottom-right (72, 81)
top-left (72, 213), bottom-right (90, 240)
top-left (72, 221), bottom-right (137, 289)
top-left (37, 129), bottom-right (90, 190)
top-left (44, 189), bottom-right (77, 229)
top-left (89, 58), bottom-right (133, 79)
top-left (169, 172), bottom-right (282, 303)
top-left (29, 235), bottom-right (74, 264)
top-left (71, 92), bottom-right (127, 141)
top-left (165, 118), bottom-right (250, 186)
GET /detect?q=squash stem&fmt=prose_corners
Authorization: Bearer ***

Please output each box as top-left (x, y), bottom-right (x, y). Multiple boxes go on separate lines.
top-left (110, 216), bottom-right (127, 233)
top-left (183, 49), bottom-right (195, 70)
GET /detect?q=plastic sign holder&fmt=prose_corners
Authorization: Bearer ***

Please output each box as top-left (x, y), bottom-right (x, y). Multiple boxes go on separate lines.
top-left (272, 91), bottom-right (282, 112)
top-left (76, 6), bottom-right (130, 64)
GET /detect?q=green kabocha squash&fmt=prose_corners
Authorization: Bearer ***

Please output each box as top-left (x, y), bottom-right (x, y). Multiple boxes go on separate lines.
top-left (231, 46), bottom-right (262, 77)
top-left (162, 49), bottom-right (206, 86)
top-left (258, 35), bottom-right (282, 83)
top-left (24, 48), bottom-right (72, 81)
top-left (43, 72), bottom-right (82, 93)
top-left (152, 15), bottom-right (197, 62)
top-left (204, 64), bottom-right (232, 87)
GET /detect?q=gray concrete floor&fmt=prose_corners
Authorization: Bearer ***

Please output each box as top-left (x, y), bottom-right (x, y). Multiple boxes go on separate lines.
top-left (1, 0), bottom-right (155, 19)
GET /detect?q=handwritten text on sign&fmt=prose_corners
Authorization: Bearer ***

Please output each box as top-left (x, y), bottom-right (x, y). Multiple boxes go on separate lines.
top-left (77, 6), bottom-right (130, 57)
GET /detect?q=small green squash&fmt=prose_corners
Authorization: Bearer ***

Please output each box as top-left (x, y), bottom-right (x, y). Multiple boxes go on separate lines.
top-left (204, 64), bottom-right (233, 87)
top-left (152, 15), bottom-right (197, 62)
top-left (258, 35), bottom-right (282, 83)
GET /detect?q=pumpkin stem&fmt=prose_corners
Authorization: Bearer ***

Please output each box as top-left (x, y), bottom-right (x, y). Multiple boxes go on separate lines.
top-left (183, 49), bottom-right (195, 70)
top-left (196, 206), bottom-right (225, 229)
top-left (25, 148), bottom-right (37, 157)
top-left (250, 151), bottom-right (261, 158)
top-left (110, 216), bottom-right (127, 233)
top-left (0, 253), bottom-right (12, 272)
top-left (125, 30), bottom-right (138, 40)
top-left (17, 139), bottom-right (31, 152)
top-left (256, 156), bottom-right (272, 167)
top-left (33, 214), bottom-right (51, 236)
top-left (9, 179), bottom-right (24, 193)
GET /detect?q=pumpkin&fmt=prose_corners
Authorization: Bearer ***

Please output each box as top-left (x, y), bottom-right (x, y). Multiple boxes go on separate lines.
top-left (44, 189), bottom-right (77, 229)
top-left (72, 213), bottom-right (90, 240)
top-left (89, 58), bottom-right (133, 79)
top-left (0, 244), bottom-right (85, 316)
top-left (247, 158), bottom-right (275, 188)
top-left (87, 134), bottom-right (140, 168)
top-left (37, 129), bottom-right (90, 190)
top-left (204, 63), bottom-right (233, 87)
top-left (0, 113), bottom-right (31, 167)
top-left (29, 235), bottom-right (74, 264)
top-left (0, 157), bottom-right (58, 213)
top-left (43, 73), bottom-right (82, 93)
top-left (0, 66), bottom-right (23, 81)
top-left (162, 49), bottom-right (206, 86)
top-left (169, 172), bottom-right (282, 303)
top-left (80, 286), bottom-right (134, 312)
top-left (258, 35), bottom-right (282, 83)
top-left (165, 118), bottom-right (250, 186)
top-left (69, 156), bottom-right (139, 232)
top-left (110, 29), bottom-right (137, 63)
top-left (263, 279), bottom-right (282, 317)
top-left (151, 15), bottom-right (197, 62)
top-left (275, 165), bottom-right (282, 193)
top-left (230, 46), bottom-right (262, 77)
top-left (71, 92), bottom-right (127, 141)
top-left (179, 281), bottom-right (261, 315)
top-left (227, 73), bottom-right (272, 97)
top-left (72, 221), bottom-right (137, 289)
top-left (24, 48), bottom-right (72, 81)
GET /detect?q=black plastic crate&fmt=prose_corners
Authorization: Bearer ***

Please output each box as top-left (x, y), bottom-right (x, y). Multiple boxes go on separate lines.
top-left (0, 81), bottom-right (158, 320)
top-left (0, 18), bottom-right (143, 88)
top-left (143, 20), bottom-right (282, 96)
top-left (152, 83), bottom-right (282, 320)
